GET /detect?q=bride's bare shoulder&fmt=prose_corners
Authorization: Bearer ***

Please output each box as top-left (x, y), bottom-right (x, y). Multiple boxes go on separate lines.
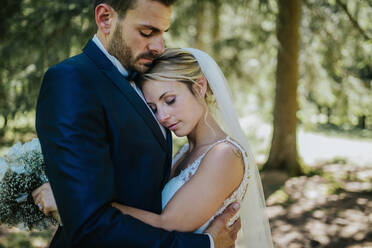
top-left (208, 141), bottom-right (244, 162)
top-left (199, 141), bottom-right (244, 183)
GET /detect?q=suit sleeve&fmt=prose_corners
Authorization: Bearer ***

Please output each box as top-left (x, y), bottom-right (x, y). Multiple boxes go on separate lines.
top-left (36, 64), bottom-right (210, 248)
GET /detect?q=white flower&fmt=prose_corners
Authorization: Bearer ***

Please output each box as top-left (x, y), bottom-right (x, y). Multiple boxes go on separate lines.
top-left (9, 163), bottom-right (26, 174)
top-left (23, 138), bottom-right (41, 154)
top-left (4, 140), bottom-right (42, 175)
top-left (6, 143), bottom-right (26, 174)
top-left (0, 157), bottom-right (8, 181)
top-left (5, 142), bottom-right (23, 164)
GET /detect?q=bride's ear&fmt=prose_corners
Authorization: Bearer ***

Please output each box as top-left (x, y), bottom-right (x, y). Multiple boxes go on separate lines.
top-left (194, 76), bottom-right (208, 98)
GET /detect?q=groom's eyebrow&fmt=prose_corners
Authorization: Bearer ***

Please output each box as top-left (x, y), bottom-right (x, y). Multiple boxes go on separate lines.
top-left (140, 24), bottom-right (169, 33)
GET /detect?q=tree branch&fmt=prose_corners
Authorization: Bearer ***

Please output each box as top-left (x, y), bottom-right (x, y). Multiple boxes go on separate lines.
top-left (335, 0), bottom-right (371, 40)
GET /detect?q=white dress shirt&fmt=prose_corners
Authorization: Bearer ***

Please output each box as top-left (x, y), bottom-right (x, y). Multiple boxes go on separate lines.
top-left (91, 34), bottom-right (215, 248)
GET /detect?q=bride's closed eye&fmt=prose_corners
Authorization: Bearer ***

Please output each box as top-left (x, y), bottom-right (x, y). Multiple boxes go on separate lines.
top-left (165, 96), bottom-right (176, 105)
top-left (146, 95), bottom-right (176, 114)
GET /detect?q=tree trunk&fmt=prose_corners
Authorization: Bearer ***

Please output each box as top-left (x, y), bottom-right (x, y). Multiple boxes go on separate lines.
top-left (0, 115), bottom-right (7, 136)
top-left (357, 115), bottom-right (366, 129)
top-left (195, 0), bottom-right (206, 50)
top-left (212, 0), bottom-right (221, 60)
top-left (264, 0), bottom-right (302, 176)
top-left (327, 107), bottom-right (332, 125)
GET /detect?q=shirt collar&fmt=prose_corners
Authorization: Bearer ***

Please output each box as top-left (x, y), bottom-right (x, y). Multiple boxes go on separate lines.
top-left (92, 34), bottom-right (129, 77)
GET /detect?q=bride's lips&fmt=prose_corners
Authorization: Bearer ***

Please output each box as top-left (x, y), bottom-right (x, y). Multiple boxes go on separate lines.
top-left (167, 122), bottom-right (180, 131)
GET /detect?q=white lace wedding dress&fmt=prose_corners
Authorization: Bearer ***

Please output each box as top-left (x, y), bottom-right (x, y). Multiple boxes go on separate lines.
top-left (161, 136), bottom-right (250, 233)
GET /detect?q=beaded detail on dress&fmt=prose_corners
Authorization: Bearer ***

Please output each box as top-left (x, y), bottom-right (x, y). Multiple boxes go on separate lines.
top-left (161, 136), bottom-right (250, 233)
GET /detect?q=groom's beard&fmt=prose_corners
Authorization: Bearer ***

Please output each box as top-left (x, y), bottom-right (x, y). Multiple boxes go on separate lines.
top-left (108, 23), bottom-right (158, 74)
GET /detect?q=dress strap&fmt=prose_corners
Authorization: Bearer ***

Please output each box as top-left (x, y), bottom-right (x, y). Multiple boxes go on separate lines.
top-left (199, 136), bottom-right (229, 159)
top-left (173, 136), bottom-right (250, 179)
top-left (225, 136), bottom-right (249, 159)
top-left (199, 136), bottom-right (247, 160)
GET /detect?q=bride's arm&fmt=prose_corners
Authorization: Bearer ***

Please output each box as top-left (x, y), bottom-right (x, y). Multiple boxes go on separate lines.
top-left (111, 202), bottom-right (164, 228)
top-left (113, 143), bottom-right (244, 232)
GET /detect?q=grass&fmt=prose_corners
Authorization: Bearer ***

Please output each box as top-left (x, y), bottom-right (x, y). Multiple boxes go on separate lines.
top-left (304, 123), bottom-right (372, 141)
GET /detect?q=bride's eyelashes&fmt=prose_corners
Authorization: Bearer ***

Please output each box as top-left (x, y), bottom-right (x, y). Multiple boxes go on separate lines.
top-left (165, 97), bottom-right (176, 105)
top-left (147, 96), bottom-right (176, 114)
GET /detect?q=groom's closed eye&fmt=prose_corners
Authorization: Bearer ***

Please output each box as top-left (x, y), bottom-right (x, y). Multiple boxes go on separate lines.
top-left (140, 29), bottom-right (153, 37)
top-left (139, 26), bottom-right (160, 38)
top-left (138, 25), bottom-right (169, 38)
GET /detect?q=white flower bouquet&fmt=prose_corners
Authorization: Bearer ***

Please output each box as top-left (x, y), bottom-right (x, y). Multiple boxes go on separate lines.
top-left (0, 138), bottom-right (58, 230)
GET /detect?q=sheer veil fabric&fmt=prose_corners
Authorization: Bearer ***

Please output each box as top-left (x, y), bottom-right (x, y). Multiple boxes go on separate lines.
top-left (183, 48), bottom-right (274, 248)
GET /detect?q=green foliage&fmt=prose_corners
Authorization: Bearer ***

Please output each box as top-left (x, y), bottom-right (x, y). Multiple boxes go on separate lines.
top-left (0, 0), bottom-right (95, 131)
top-left (0, 0), bottom-right (371, 141)
top-left (299, 0), bottom-right (372, 129)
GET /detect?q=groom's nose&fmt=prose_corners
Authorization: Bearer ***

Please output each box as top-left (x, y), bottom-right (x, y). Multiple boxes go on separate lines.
top-left (148, 36), bottom-right (165, 55)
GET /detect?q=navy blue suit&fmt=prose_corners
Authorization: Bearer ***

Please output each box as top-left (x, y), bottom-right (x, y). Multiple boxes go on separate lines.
top-left (36, 40), bottom-right (210, 247)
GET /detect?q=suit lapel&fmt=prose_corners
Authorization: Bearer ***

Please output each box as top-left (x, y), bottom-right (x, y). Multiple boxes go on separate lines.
top-left (164, 130), bottom-right (173, 182)
top-left (104, 68), bottom-right (168, 151)
top-left (83, 40), bottom-right (168, 152)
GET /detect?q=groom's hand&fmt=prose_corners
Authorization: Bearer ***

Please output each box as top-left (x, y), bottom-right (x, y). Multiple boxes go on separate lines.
top-left (204, 202), bottom-right (241, 248)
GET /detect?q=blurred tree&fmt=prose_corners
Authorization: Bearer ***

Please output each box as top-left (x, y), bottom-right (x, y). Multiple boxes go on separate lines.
top-left (211, 0), bottom-right (221, 60)
top-left (195, 0), bottom-right (207, 50)
top-left (299, 0), bottom-right (372, 130)
top-left (264, 0), bottom-right (302, 176)
top-left (0, 0), bottom-right (95, 134)
top-left (0, 0), bottom-right (371, 165)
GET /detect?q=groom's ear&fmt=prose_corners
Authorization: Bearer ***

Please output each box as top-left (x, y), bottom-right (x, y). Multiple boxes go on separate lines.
top-left (95, 4), bottom-right (116, 35)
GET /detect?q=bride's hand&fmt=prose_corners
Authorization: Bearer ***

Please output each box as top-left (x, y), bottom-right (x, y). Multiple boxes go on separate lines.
top-left (111, 202), bottom-right (130, 214)
top-left (32, 182), bottom-right (58, 216)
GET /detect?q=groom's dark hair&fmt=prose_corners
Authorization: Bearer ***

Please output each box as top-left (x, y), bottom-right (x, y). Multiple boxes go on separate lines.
top-left (94, 0), bottom-right (176, 17)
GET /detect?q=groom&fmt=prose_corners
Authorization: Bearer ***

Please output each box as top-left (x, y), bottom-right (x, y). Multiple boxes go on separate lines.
top-left (36, 0), bottom-right (240, 247)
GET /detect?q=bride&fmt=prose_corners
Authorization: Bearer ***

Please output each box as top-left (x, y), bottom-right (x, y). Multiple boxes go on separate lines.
top-left (33, 48), bottom-right (273, 247)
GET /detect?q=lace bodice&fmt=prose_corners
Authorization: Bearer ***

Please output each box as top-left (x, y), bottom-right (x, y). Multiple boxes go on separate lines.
top-left (161, 136), bottom-right (250, 233)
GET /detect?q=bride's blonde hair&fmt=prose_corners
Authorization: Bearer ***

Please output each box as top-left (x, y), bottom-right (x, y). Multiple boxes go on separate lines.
top-left (136, 48), bottom-right (216, 107)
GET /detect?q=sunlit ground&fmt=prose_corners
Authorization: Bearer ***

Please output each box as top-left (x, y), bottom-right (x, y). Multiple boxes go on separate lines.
top-left (242, 117), bottom-right (371, 248)
top-left (265, 164), bottom-right (371, 248)
top-left (1, 117), bottom-right (372, 247)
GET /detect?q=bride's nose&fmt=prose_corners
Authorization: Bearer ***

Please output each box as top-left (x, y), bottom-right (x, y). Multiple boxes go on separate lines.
top-left (157, 109), bottom-right (170, 123)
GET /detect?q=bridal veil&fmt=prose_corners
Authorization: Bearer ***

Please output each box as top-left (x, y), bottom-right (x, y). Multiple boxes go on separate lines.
top-left (183, 48), bottom-right (274, 248)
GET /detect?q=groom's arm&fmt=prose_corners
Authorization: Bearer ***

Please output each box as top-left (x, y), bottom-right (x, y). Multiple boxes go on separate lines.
top-left (36, 64), bottom-right (210, 248)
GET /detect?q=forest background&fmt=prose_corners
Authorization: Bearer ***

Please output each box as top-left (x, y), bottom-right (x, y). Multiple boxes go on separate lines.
top-left (0, 0), bottom-right (371, 247)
